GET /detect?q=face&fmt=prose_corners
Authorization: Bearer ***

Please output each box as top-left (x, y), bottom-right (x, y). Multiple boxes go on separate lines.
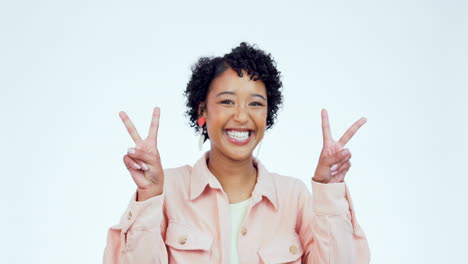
top-left (200, 67), bottom-right (268, 161)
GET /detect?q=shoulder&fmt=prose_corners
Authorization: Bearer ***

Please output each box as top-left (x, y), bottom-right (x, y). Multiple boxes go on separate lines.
top-left (163, 164), bottom-right (192, 177)
top-left (161, 164), bottom-right (193, 191)
top-left (266, 171), bottom-right (312, 219)
top-left (269, 171), bottom-right (311, 197)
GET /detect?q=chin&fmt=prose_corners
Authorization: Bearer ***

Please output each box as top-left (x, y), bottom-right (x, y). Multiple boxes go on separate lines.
top-left (210, 143), bottom-right (257, 162)
top-left (226, 149), bottom-right (254, 161)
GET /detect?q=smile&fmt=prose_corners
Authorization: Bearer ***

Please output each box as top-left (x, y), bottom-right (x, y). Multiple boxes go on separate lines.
top-left (224, 129), bottom-right (253, 145)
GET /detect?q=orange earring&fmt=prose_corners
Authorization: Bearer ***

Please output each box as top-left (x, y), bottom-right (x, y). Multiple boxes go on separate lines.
top-left (197, 117), bottom-right (206, 151)
top-left (197, 117), bottom-right (206, 127)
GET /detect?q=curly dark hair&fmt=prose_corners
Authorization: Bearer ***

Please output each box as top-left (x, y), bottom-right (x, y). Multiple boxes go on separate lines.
top-left (184, 42), bottom-right (283, 141)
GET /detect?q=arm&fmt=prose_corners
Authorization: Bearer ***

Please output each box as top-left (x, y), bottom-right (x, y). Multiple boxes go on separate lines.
top-left (103, 190), bottom-right (168, 264)
top-left (297, 179), bottom-right (370, 264)
top-left (103, 107), bottom-right (168, 263)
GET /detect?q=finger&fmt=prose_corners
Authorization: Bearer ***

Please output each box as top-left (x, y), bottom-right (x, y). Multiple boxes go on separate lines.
top-left (333, 161), bottom-right (351, 181)
top-left (337, 160), bottom-right (351, 172)
top-left (148, 107), bottom-right (160, 141)
top-left (119, 111), bottom-right (143, 143)
top-left (123, 154), bottom-right (144, 171)
top-left (332, 153), bottom-right (351, 170)
top-left (328, 148), bottom-right (351, 167)
top-left (127, 147), bottom-right (158, 166)
top-left (321, 108), bottom-right (333, 145)
top-left (338, 117), bottom-right (367, 147)
top-left (123, 155), bottom-right (155, 186)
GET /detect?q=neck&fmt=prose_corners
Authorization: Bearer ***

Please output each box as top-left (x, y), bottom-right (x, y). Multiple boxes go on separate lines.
top-left (207, 148), bottom-right (257, 201)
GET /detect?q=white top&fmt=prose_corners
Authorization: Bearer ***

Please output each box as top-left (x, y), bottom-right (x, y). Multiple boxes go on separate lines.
top-left (229, 198), bottom-right (250, 264)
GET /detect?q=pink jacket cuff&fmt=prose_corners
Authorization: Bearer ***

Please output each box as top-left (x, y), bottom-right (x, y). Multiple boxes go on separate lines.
top-left (311, 179), bottom-right (350, 215)
top-left (118, 190), bottom-right (165, 233)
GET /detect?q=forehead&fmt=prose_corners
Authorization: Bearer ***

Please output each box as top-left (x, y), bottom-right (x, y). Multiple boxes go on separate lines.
top-left (208, 67), bottom-right (266, 96)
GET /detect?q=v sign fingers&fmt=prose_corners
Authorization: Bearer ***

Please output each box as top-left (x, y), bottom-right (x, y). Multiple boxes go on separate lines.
top-left (313, 109), bottom-right (366, 184)
top-left (119, 111), bottom-right (143, 144)
top-left (338, 117), bottom-right (367, 147)
top-left (119, 107), bottom-right (165, 201)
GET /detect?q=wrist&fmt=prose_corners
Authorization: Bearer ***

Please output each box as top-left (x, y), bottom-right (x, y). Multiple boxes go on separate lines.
top-left (137, 187), bottom-right (163, 201)
top-left (312, 176), bottom-right (329, 184)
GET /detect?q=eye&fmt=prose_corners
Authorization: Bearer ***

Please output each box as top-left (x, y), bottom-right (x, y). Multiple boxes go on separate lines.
top-left (221, 99), bottom-right (234, 105)
top-left (250, 101), bottom-right (264, 106)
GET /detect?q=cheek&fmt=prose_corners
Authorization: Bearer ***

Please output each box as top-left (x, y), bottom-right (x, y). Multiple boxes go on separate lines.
top-left (205, 109), bottom-right (227, 135)
top-left (254, 111), bottom-right (268, 128)
top-left (260, 108), bottom-right (269, 122)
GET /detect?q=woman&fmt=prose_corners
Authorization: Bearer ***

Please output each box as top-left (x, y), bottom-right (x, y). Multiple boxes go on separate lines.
top-left (103, 42), bottom-right (370, 263)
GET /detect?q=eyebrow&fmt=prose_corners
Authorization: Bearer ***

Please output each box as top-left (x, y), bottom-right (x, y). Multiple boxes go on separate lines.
top-left (216, 91), bottom-right (267, 101)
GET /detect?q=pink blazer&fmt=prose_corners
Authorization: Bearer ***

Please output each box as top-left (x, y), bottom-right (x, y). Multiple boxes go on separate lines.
top-left (103, 151), bottom-right (370, 263)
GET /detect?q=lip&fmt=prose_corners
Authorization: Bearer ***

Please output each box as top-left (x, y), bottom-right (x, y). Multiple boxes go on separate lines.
top-left (224, 129), bottom-right (254, 145)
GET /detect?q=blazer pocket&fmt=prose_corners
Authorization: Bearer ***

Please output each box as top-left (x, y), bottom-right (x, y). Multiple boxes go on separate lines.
top-left (258, 231), bottom-right (304, 264)
top-left (165, 222), bottom-right (213, 262)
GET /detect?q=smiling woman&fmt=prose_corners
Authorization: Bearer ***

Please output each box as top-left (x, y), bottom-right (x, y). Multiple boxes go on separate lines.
top-left (103, 42), bottom-right (371, 264)
top-left (201, 67), bottom-right (268, 161)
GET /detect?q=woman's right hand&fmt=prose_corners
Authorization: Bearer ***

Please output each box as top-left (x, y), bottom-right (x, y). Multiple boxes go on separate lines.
top-left (119, 107), bottom-right (164, 201)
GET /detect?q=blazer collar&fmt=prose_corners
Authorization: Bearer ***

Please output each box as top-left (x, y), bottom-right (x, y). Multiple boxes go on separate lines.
top-left (189, 151), bottom-right (278, 210)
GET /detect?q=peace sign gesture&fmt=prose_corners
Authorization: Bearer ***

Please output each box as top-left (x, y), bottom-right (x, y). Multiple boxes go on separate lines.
top-left (119, 107), bottom-right (164, 200)
top-left (312, 109), bottom-right (367, 184)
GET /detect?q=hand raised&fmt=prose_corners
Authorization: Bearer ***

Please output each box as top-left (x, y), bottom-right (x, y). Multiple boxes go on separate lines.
top-left (119, 107), bottom-right (164, 199)
top-left (313, 109), bottom-right (367, 184)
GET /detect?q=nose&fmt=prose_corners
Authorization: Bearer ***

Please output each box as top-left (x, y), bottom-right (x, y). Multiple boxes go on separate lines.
top-left (233, 105), bottom-right (249, 124)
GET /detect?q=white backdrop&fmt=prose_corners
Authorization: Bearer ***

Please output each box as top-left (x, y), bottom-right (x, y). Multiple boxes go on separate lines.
top-left (1, 0), bottom-right (466, 263)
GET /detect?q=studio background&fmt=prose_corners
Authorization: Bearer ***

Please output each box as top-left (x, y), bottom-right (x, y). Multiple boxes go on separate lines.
top-left (1, 0), bottom-right (466, 263)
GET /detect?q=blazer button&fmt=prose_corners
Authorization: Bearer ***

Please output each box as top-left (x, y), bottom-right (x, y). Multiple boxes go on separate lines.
top-left (289, 245), bottom-right (299, 254)
top-left (240, 226), bottom-right (247, 236)
top-left (178, 235), bottom-right (187, 245)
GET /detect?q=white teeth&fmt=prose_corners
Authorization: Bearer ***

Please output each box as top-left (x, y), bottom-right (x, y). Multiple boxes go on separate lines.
top-left (226, 130), bottom-right (249, 141)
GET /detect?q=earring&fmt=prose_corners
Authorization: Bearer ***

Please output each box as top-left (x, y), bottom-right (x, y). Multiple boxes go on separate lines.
top-left (197, 117), bottom-right (206, 151)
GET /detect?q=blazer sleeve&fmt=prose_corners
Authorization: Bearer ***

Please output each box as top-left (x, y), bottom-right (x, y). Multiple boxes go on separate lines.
top-left (102, 190), bottom-right (169, 264)
top-left (296, 179), bottom-right (370, 264)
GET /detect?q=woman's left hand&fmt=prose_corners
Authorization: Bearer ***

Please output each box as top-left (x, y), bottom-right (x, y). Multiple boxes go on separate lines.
top-left (313, 109), bottom-right (367, 184)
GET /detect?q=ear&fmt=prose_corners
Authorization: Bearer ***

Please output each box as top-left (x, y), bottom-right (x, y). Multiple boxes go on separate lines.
top-left (197, 102), bottom-right (206, 118)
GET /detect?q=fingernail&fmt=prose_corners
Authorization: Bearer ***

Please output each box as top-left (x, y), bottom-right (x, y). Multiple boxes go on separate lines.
top-left (141, 162), bottom-right (149, 171)
top-left (128, 148), bottom-right (135, 154)
top-left (133, 162), bottom-right (141, 169)
top-left (331, 170), bottom-right (338, 176)
top-left (342, 149), bottom-right (349, 156)
top-left (330, 164), bottom-right (338, 171)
